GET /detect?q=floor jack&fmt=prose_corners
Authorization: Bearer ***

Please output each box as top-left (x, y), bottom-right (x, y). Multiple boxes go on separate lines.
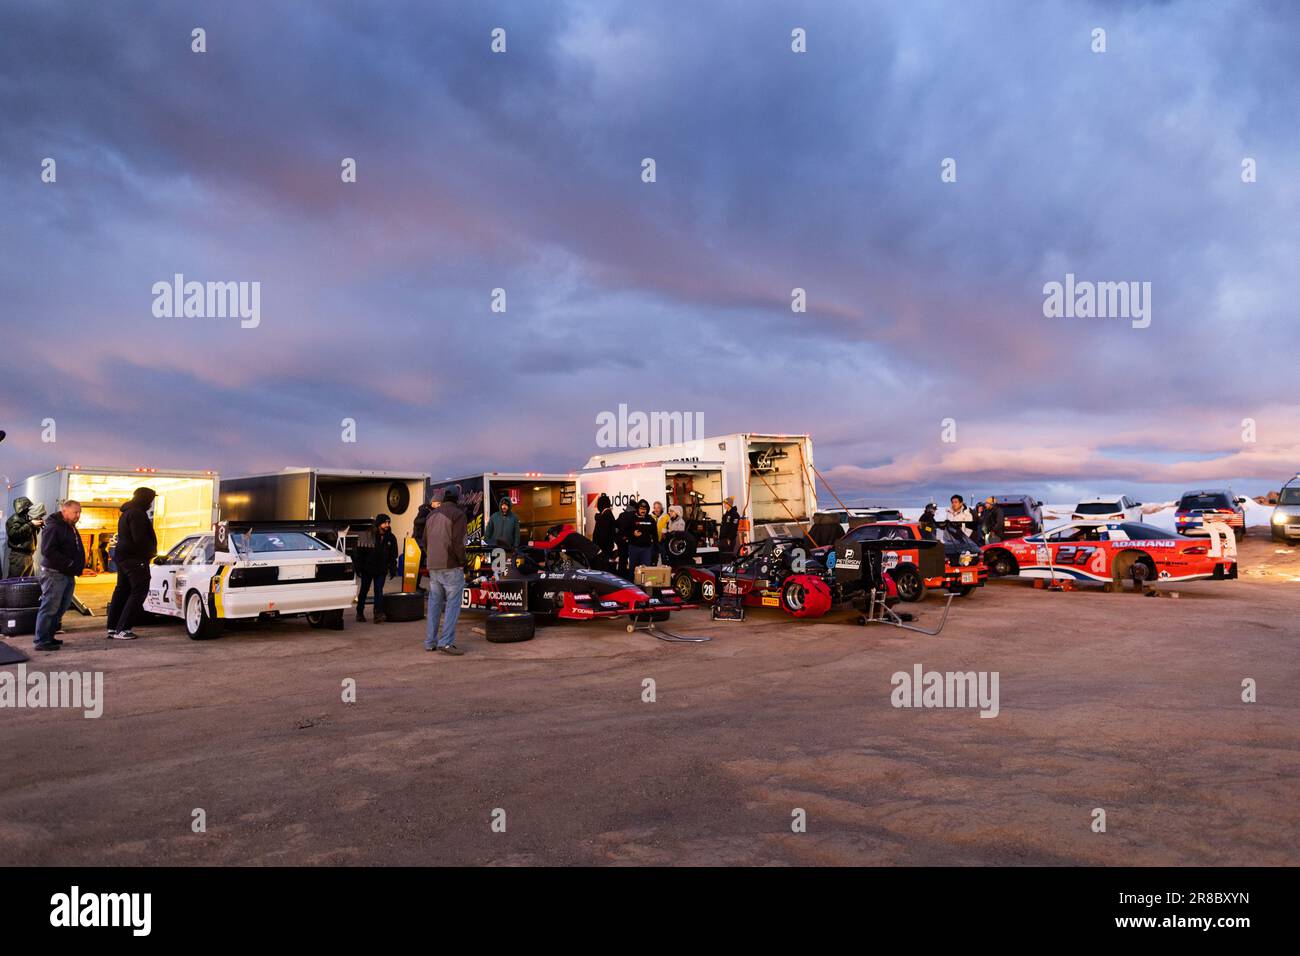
top-left (856, 589), bottom-right (955, 635)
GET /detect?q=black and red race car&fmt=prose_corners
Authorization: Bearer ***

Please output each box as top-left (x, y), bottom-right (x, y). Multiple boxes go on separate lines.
top-left (835, 521), bottom-right (988, 601)
top-left (671, 535), bottom-right (837, 618)
top-left (462, 525), bottom-right (697, 622)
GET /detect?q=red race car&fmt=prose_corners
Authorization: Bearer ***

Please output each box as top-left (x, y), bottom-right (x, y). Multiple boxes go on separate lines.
top-left (672, 535), bottom-right (835, 617)
top-left (835, 521), bottom-right (988, 602)
top-left (982, 520), bottom-right (1238, 588)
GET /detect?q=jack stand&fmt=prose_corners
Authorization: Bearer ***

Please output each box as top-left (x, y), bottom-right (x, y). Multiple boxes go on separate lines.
top-left (626, 618), bottom-right (711, 642)
top-left (858, 592), bottom-right (955, 635)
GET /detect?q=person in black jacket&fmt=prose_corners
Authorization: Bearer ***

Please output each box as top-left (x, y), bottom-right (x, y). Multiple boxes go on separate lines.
top-left (614, 499), bottom-right (638, 576)
top-left (591, 494), bottom-right (616, 570)
top-left (33, 500), bottom-right (84, 651)
top-left (627, 500), bottom-right (659, 578)
top-left (356, 513), bottom-right (400, 623)
top-left (979, 496), bottom-right (1006, 544)
top-left (719, 496), bottom-right (741, 553)
top-left (5, 495), bottom-right (42, 578)
top-left (105, 487), bottom-right (157, 641)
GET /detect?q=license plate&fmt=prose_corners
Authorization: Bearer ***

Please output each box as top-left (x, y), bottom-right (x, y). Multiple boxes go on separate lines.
top-left (962, 572), bottom-right (974, 583)
top-left (279, 564), bottom-right (315, 581)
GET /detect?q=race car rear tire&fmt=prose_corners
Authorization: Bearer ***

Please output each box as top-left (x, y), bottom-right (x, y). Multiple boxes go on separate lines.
top-left (671, 569), bottom-right (699, 602)
top-left (0, 607), bottom-right (39, 637)
top-left (662, 532), bottom-right (697, 563)
top-left (0, 578), bottom-right (41, 608)
top-left (985, 549), bottom-right (1018, 577)
top-left (779, 575), bottom-right (833, 618)
top-left (486, 611), bottom-right (535, 643)
top-left (382, 592), bottom-right (425, 622)
top-left (184, 590), bottom-right (224, 641)
top-left (890, 565), bottom-right (926, 603)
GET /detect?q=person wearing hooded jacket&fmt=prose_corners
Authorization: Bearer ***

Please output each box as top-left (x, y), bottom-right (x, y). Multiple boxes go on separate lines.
top-left (356, 513), bottom-right (399, 623)
top-left (627, 500), bottom-right (659, 577)
top-left (483, 496), bottom-right (520, 550)
top-left (5, 496), bottom-right (42, 578)
top-left (105, 487), bottom-right (157, 640)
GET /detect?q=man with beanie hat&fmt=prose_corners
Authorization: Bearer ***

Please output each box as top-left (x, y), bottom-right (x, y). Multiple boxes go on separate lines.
top-left (356, 513), bottom-right (399, 623)
top-left (423, 484), bottom-right (467, 655)
top-left (106, 487), bottom-right (157, 640)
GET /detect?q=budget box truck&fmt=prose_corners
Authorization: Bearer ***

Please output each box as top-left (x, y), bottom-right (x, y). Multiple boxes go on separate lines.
top-left (583, 433), bottom-right (818, 536)
top-left (6, 464), bottom-right (220, 573)
top-left (576, 461), bottom-right (728, 537)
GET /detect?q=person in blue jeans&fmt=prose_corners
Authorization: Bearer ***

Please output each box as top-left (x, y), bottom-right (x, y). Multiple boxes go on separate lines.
top-left (423, 485), bottom-right (467, 655)
top-left (34, 501), bottom-right (85, 651)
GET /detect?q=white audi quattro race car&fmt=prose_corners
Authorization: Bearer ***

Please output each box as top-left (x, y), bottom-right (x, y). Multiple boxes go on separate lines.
top-left (144, 522), bottom-right (356, 639)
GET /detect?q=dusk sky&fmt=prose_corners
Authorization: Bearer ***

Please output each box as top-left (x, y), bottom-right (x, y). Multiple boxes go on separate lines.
top-left (2, 0), bottom-right (1297, 507)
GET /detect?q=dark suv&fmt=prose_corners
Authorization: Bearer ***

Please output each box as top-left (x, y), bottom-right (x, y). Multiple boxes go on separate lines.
top-left (1175, 489), bottom-right (1247, 540)
top-left (991, 495), bottom-right (1043, 538)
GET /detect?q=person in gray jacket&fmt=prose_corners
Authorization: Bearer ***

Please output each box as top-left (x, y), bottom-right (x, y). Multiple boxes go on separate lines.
top-left (423, 485), bottom-right (467, 655)
top-left (483, 496), bottom-right (520, 550)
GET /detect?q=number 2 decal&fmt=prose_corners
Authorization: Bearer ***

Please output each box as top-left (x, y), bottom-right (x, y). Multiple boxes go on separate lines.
top-left (161, 580), bottom-right (170, 602)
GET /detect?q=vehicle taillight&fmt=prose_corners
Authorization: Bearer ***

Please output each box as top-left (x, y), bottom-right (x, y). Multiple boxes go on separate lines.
top-left (1184, 546), bottom-right (1208, 555)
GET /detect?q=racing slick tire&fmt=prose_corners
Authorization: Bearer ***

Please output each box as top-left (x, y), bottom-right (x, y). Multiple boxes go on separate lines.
top-left (381, 592), bottom-right (425, 622)
top-left (486, 611), bottom-right (535, 644)
top-left (985, 549), bottom-right (1018, 578)
top-left (0, 607), bottom-right (39, 637)
top-left (0, 577), bottom-right (41, 608)
top-left (671, 568), bottom-right (700, 602)
top-left (662, 532), bottom-right (697, 563)
top-left (890, 565), bottom-right (927, 603)
top-left (779, 575), bottom-right (833, 618)
top-left (184, 590), bottom-right (224, 641)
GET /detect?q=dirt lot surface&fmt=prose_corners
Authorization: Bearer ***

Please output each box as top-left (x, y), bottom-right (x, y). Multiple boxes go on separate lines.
top-left (3, 536), bottom-right (1298, 866)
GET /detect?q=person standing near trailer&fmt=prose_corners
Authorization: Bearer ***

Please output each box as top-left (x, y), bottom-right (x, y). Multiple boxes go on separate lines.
top-left (592, 494), bottom-right (616, 570)
top-left (105, 487), bottom-right (156, 641)
top-left (719, 496), bottom-right (741, 553)
top-left (483, 496), bottom-right (520, 550)
top-left (356, 513), bottom-right (399, 623)
top-left (615, 498), bottom-right (638, 576)
top-left (33, 500), bottom-right (84, 652)
top-left (423, 485), bottom-right (467, 656)
top-left (5, 496), bottom-right (42, 578)
top-left (627, 500), bottom-right (658, 577)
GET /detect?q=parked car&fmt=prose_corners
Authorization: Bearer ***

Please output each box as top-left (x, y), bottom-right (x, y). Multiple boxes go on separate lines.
top-left (835, 521), bottom-right (987, 601)
top-left (982, 521), bottom-right (1237, 588)
top-left (1175, 489), bottom-right (1247, 540)
top-left (990, 495), bottom-right (1043, 538)
top-left (1271, 474), bottom-right (1300, 543)
top-left (1071, 495), bottom-right (1142, 523)
top-left (144, 523), bottom-right (356, 639)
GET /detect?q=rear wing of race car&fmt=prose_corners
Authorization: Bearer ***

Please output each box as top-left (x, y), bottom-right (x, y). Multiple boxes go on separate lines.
top-left (212, 519), bottom-right (360, 563)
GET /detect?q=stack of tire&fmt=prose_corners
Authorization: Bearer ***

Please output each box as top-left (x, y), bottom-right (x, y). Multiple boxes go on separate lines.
top-left (486, 611), bottom-right (534, 643)
top-left (0, 577), bottom-right (42, 638)
top-left (381, 592), bottom-right (425, 622)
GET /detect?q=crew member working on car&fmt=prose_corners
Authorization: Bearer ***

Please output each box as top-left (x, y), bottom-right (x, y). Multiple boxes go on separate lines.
top-left (32, 500), bottom-right (84, 652)
top-left (719, 496), bottom-right (741, 553)
top-left (105, 487), bottom-right (157, 641)
top-left (484, 496), bottom-right (520, 550)
top-left (627, 500), bottom-right (658, 577)
top-left (980, 496), bottom-right (1005, 544)
top-left (4, 496), bottom-right (42, 578)
top-left (423, 485), bottom-right (467, 656)
top-left (356, 513), bottom-right (399, 624)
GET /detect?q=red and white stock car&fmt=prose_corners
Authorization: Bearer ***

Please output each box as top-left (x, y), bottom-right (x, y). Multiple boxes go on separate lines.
top-left (982, 520), bottom-right (1237, 588)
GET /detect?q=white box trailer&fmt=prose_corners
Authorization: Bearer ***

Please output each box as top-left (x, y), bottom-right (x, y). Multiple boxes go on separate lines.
top-left (6, 464), bottom-right (220, 571)
top-left (583, 433), bottom-right (818, 532)
top-left (576, 461), bottom-right (728, 538)
top-left (429, 472), bottom-right (581, 546)
top-left (219, 468), bottom-right (429, 544)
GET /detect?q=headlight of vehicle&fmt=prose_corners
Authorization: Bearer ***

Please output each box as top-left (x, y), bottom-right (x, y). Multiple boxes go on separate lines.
top-left (1274, 512), bottom-right (1286, 523)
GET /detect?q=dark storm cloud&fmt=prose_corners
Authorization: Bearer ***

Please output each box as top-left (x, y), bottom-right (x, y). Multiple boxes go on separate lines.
top-left (1, 0), bottom-right (1296, 504)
